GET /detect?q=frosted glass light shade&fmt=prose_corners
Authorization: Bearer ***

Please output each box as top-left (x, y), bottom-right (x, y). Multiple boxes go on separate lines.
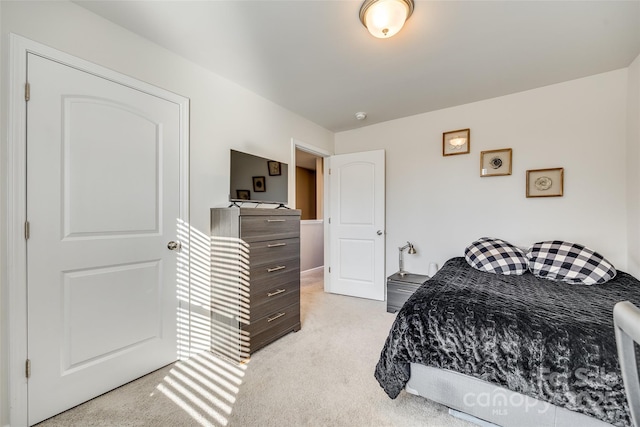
top-left (359, 0), bottom-right (414, 39)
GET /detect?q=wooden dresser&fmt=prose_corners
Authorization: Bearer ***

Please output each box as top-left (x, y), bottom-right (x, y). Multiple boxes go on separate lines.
top-left (210, 207), bottom-right (301, 361)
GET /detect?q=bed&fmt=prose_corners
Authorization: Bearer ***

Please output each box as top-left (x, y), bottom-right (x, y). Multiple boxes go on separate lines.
top-left (375, 256), bottom-right (640, 427)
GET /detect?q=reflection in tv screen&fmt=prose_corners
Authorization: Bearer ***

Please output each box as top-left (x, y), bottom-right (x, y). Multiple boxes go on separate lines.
top-left (229, 149), bottom-right (288, 206)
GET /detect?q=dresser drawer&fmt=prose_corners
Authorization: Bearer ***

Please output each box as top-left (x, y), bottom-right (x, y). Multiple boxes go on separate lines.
top-left (250, 258), bottom-right (300, 290)
top-left (249, 316), bottom-right (300, 354)
top-left (388, 280), bottom-right (422, 295)
top-left (240, 216), bottom-right (299, 242)
top-left (249, 238), bottom-right (300, 266)
top-left (249, 314), bottom-right (300, 354)
top-left (387, 277), bottom-right (426, 313)
top-left (243, 302), bottom-right (300, 335)
top-left (250, 282), bottom-right (300, 321)
top-left (387, 287), bottom-right (417, 312)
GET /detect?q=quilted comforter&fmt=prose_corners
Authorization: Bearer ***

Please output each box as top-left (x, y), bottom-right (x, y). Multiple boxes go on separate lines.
top-left (374, 257), bottom-right (640, 426)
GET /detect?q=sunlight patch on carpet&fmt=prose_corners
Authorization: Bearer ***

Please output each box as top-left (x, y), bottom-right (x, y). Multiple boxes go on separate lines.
top-left (157, 352), bottom-right (248, 427)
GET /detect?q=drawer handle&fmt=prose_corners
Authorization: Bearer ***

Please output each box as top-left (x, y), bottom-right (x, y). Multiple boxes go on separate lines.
top-left (267, 265), bottom-right (286, 273)
top-left (267, 312), bottom-right (286, 322)
top-left (267, 243), bottom-right (287, 248)
top-left (266, 219), bottom-right (285, 223)
top-left (393, 288), bottom-right (415, 294)
top-left (267, 289), bottom-right (286, 297)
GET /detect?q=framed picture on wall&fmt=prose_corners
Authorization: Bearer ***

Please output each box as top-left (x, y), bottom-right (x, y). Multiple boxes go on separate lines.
top-left (526, 168), bottom-right (564, 198)
top-left (268, 160), bottom-right (281, 176)
top-left (480, 148), bottom-right (512, 177)
top-left (443, 128), bottom-right (470, 156)
top-left (253, 176), bottom-right (266, 192)
top-left (236, 189), bottom-right (250, 200)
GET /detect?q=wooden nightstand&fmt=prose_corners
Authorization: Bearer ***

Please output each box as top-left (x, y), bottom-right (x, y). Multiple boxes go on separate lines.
top-left (387, 272), bottom-right (430, 313)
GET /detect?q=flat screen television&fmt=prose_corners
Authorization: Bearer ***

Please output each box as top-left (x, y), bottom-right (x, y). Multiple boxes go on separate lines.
top-left (229, 149), bottom-right (289, 207)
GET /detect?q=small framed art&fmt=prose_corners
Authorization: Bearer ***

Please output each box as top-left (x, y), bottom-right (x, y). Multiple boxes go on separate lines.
top-left (443, 128), bottom-right (470, 156)
top-left (526, 168), bottom-right (564, 198)
top-left (236, 189), bottom-right (250, 200)
top-left (253, 176), bottom-right (266, 192)
top-left (268, 160), bottom-right (281, 176)
top-left (480, 148), bottom-right (512, 177)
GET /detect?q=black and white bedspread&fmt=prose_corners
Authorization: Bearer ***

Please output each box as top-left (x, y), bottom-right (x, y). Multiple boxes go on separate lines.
top-left (374, 257), bottom-right (640, 426)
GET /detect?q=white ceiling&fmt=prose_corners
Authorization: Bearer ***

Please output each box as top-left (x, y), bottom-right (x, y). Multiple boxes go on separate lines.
top-left (75, 1), bottom-right (640, 132)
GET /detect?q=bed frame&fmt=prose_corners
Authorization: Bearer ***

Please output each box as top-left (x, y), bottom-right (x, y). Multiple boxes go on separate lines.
top-left (614, 301), bottom-right (640, 427)
top-left (406, 363), bottom-right (613, 427)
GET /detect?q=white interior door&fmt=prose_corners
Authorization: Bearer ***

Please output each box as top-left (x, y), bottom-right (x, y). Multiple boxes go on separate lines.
top-left (26, 53), bottom-right (182, 424)
top-left (328, 150), bottom-right (385, 300)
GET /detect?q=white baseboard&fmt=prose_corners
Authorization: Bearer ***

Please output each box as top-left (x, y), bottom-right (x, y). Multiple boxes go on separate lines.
top-left (301, 266), bottom-right (324, 275)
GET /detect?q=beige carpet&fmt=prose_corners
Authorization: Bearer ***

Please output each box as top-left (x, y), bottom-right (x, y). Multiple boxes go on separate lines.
top-left (37, 270), bottom-right (474, 427)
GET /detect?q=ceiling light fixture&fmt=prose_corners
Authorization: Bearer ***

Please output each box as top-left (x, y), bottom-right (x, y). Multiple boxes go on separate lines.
top-left (359, 0), bottom-right (414, 39)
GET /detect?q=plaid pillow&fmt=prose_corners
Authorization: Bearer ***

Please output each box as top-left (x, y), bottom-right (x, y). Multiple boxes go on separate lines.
top-left (527, 240), bottom-right (616, 285)
top-left (464, 237), bottom-right (528, 275)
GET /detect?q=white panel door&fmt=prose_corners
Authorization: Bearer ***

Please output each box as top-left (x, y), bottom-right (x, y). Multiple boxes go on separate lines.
top-left (328, 150), bottom-right (385, 300)
top-left (26, 53), bottom-right (181, 424)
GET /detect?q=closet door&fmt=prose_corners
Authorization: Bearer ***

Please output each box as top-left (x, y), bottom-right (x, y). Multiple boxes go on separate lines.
top-left (26, 52), bottom-right (182, 424)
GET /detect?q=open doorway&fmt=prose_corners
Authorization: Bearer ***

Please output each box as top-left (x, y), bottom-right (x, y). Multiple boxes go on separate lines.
top-left (296, 150), bottom-right (323, 220)
top-left (295, 148), bottom-right (324, 274)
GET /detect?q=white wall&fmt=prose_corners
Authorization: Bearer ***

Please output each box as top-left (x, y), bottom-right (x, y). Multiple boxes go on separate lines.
top-left (336, 70), bottom-right (629, 277)
top-left (627, 54), bottom-right (640, 277)
top-left (0, 1), bottom-right (333, 424)
top-left (300, 221), bottom-right (324, 272)
top-left (1, 0), bottom-right (333, 233)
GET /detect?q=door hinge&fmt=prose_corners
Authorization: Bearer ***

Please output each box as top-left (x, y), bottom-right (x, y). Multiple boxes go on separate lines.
top-left (328, 267), bottom-right (331, 273)
top-left (329, 168), bottom-right (331, 175)
top-left (25, 359), bottom-right (31, 379)
top-left (25, 82), bottom-right (30, 102)
top-left (25, 221), bottom-right (30, 240)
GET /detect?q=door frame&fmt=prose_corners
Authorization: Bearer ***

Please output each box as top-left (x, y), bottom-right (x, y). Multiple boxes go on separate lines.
top-left (6, 34), bottom-right (190, 426)
top-left (289, 138), bottom-right (332, 289)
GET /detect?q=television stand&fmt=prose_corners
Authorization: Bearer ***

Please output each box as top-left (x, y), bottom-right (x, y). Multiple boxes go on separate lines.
top-left (275, 203), bottom-right (291, 209)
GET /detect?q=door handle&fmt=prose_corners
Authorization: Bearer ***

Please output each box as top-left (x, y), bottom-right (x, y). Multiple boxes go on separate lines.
top-left (167, 241), bottom-right (182, 251)
top-left (377, 230), bottom-right (383, 236)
